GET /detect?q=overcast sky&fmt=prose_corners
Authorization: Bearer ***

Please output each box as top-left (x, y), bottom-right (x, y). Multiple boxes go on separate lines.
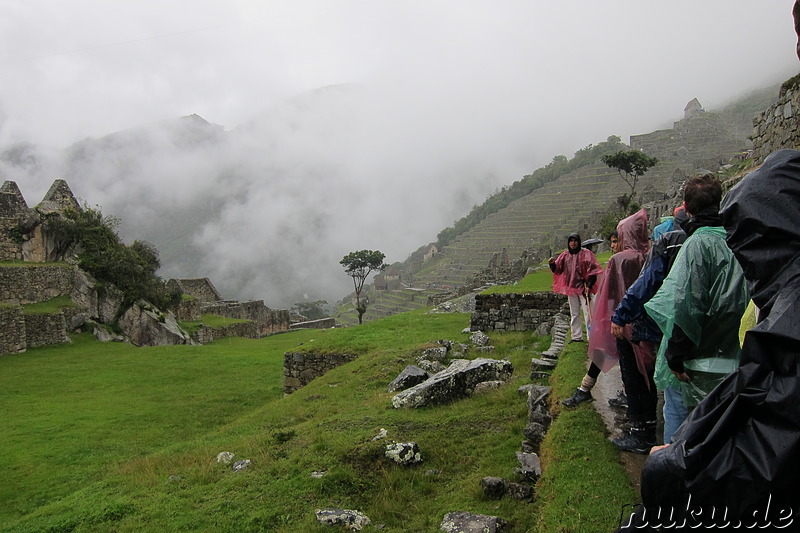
top-left (2, 1), bottom-right (796, 149)
top-left (1, 1), bottom-right (798, 306)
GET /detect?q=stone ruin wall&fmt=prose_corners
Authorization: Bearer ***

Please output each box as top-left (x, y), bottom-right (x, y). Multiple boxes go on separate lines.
top-left (174, 297), bottom-right (203, 321)
top-left (0, 264), bottom-right (96, 356)
top-left (0, 264), bottom-right (77, 305)
top-left (471, 292), bottom-right (567, 333)
top-left (167, 278), bottom-right (221, 303)
top-left (1, 179), bottom-right (81, 263)
top-left (630, 111), bottom-right (753, 172)
top-left (751, 83), bottom-right (800, 164)
top-left (283, 351), bottom-right (358, 395)
top-left (427, 248), bottom-right (546, 307)
top-left (201, 300), bottom-right (291, 337)
top-left (284, 292), bottom-right (567, 395)
top-left (0, 180), bottom-right (294, 354)
top-left (0, 217), bottom-right (23, 261)
top-left (290, 318), bottom-right (337, 330)
top-left (24, 312), bottom-right (70, 349)
top-left (0, 306), bottom-right (26, 355)
top-left (192, 321), bottom-right (260, 344)
top-left (168, 277), bottom-right (292, 338)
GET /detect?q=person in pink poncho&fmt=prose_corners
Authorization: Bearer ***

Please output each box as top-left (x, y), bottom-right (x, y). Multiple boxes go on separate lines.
top-left (549, 233), bottom-right (603, 343)
top-left (588, 208), bottom-right (657, 452)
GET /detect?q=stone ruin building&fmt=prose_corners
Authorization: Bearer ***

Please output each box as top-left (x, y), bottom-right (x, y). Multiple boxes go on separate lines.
top-left (167, 277), bottom-right (291, 343)
top-left (0, 179), bottom-right (291, 356)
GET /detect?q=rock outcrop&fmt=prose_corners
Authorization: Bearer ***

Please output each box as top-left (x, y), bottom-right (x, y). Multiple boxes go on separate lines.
top-left (118, 300), bottom-right (195, 347)
top-left (391, 358), bottom-right (513, 408)
top-left (440, 511), bottom-right (507, 532)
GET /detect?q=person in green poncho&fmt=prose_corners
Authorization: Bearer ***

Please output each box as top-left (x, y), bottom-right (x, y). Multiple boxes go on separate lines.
top-left (643, 174), bottom-right (748, 442)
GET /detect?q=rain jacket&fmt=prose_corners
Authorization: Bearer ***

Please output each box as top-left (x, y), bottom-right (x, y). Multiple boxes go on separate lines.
top-left (613, 208), bottom-right (688, 343)
top-left (635, 149), bottom-right (800, 530)
top-left (651, 216), bottom-right (673, 241)
top-left (644, 217), bottom-right (748, 406)
top-left (550, 233), bottom-right (603, 296)
top-left (588, 209), bottom-right (651, 374)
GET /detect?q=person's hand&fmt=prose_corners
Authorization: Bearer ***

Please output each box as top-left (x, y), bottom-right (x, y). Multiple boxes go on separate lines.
top-left (548, 256), bottom-right (555, 264)
top-left (611, 323), bottom-right (624, 339)
top-left (650, 444), bottom-right (669, 454)
top-left (671, 371), bottom-right (691, 382)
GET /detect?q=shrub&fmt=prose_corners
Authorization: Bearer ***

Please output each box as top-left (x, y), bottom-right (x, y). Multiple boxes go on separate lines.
top-left (46, 206), bottom-right (181, 311)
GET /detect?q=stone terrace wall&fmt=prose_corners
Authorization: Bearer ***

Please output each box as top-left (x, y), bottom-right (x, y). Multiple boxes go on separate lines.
top-left (0, 265), bottom-right (76, 305)
top-left (290, 318), bottom-right (337, 330)
top-left (283, 351), bottom-right (358, 394)
top-left (630, 111), bottom-right (753, 171)
top-left (471, 292), bottom-right (567, 333)
top-left (751, 84), bottom-right (800, 164)
top-left (203, 300), bottom-right (291, 336)
top-left (191, 321), bottom-right (259, 344)
top-left (24, 312), bottom-right (69, 349)
top-left (0, 306), bottom-right (26, 355)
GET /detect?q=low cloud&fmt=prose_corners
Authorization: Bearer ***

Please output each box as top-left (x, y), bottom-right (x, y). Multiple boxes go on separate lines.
top-left (1, 1), bottom-right (797, 307)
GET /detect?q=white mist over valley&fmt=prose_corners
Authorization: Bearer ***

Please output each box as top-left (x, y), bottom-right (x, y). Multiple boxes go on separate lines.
top-left (1, 1), bottom-right (796, 307)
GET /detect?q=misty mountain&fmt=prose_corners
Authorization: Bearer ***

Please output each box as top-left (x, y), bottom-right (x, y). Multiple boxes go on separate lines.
top-left (1, 78), bottom-right (783, 311)
top-left (0, 84), bottom-right (506, 308)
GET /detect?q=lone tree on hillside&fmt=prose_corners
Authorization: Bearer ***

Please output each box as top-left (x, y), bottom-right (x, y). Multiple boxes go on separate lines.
top-left (601, 150), bottom-right (659, 213)
top-left (340, 249), bottom-right (387, 324)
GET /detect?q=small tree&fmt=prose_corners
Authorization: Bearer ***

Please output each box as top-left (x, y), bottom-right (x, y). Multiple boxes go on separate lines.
top-left (46, 206), bottom-right (181, 311)
top-left (601, 150), bottom-right (659, 213)
top-left (340, 250), bottom-right (387, 324)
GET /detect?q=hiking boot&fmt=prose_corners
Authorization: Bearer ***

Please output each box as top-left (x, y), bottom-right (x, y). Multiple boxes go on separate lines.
top-left (608, 389), bottom-right (628, 409)
top-left (561, 388), bottom-right (593, 408)
top-left (612, 422), bottom-right (656, 454)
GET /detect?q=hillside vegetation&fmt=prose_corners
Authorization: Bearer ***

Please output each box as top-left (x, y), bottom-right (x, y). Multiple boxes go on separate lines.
top-left (434, 136), bottom-right (626, 248)
top-left (1, 308), bottom-right (635, 532)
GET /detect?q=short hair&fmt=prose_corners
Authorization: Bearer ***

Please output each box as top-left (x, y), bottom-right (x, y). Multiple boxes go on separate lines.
top-left (608, 230), bottom-right (618, 240)
top-left (684, 173), bottom-right (722, 214)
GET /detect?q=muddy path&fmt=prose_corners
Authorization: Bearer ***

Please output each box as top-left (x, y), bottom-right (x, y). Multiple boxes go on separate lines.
top-left (592, 364), bottom-right (649, 493)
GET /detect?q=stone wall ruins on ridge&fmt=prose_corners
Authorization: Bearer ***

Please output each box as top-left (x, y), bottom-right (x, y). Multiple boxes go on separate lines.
top-left (0, 180), bottom-right (291, 355)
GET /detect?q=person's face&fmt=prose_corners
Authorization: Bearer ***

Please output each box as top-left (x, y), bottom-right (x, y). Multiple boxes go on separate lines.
top-left (610, 236), bottom-right (620, 254)
top-left (568, 238), bottom-right (579, 250)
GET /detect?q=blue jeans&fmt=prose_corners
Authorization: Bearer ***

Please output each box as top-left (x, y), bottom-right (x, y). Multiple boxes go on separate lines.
top-left (663, 384), bottom-right (690, 443)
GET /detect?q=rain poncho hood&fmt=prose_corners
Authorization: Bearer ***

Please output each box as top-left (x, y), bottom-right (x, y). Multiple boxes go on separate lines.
top-left (651, 206), bottom-right (688, 241)
top-left (644, 225), bottom-right (748, 405)
top-left (567, 232), bottom-right (581, 253)
top-left (588, 209), bottom-right (650, 373)
top-left (635, 149), bottom-right (800, 529)
top-left (551, 234), bottom-right (602, 296)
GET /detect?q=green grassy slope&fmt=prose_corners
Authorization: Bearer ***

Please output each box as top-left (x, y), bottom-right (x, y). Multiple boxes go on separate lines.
top-left (1, 310), bottom-right (635, 532)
